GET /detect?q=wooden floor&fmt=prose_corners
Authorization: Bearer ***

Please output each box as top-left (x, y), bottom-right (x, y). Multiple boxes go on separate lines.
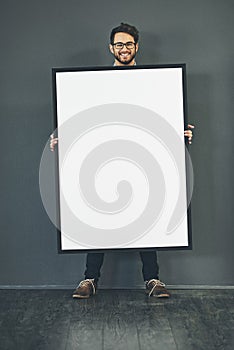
top-left (0, 289), bottom-right (233, 350)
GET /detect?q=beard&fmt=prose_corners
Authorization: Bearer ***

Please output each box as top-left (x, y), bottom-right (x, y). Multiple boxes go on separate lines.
top-left (114, 51), bottom-right (137, 65)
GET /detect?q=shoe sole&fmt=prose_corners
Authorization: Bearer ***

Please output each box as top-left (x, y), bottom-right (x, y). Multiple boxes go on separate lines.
top-left (153, 293), bottom-right (170, 298)
top-left (72, 294), bottom-right (92, 299)
top-left (146, 291), bottom-right (171, 298)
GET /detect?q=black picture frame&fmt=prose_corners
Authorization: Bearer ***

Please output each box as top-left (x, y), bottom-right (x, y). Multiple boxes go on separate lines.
top-left (52, 64), bottom-right (193, 253)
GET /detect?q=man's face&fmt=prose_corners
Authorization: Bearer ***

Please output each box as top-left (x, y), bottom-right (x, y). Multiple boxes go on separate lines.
top-left (109, 32), bottom-right (139, 66)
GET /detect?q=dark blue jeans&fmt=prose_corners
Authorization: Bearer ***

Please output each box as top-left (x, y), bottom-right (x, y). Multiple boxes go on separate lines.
top-left (84, 251), bottom-right (159, 282)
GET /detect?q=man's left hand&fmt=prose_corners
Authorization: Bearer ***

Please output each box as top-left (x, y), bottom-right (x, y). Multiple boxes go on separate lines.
top-left (184, 124), bottom-right (195, 145)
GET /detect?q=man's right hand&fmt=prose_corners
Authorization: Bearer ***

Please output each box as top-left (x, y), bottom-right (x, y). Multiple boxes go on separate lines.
top-left (50, 133), bottom-right (58, 152)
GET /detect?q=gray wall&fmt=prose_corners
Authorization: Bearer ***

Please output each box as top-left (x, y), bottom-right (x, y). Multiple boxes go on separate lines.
top-left (1, 0), bottom-right (233, 288)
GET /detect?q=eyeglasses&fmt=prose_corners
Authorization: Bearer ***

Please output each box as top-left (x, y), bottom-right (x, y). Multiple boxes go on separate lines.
top-left (112, 42), bottom-right (136, 50)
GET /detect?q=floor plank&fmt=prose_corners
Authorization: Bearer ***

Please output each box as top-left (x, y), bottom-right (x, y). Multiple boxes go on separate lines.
top-left (102, 290), bottom-right (140, 350)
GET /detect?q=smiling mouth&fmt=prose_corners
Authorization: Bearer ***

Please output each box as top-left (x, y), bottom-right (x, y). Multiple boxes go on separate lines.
top-left (120, 53), bottom-right (130, 58)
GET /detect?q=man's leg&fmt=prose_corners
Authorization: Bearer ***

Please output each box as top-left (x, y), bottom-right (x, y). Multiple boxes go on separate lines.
top-left (84, 252), bottom-right (105, 281)
top-left (140, 250), bottom-right (170, 298)
top-left (140, 250), bottom-right (159, 281)
top-left (73, 253), bottom-right (104, 299)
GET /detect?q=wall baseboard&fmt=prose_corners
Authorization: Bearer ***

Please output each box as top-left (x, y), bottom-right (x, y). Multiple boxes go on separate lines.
top-left (0, 284), bottom-right (234, 290)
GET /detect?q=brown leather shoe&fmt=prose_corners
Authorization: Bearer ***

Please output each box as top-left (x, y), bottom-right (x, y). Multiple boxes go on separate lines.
top-left (72, 279), bottom-right (97, 299)
top-left (145, 279), bottom-right (171, 298)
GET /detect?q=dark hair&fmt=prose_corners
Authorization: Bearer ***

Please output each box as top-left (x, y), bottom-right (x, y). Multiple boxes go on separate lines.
top-left (110, 23), bottom-right (139, 44)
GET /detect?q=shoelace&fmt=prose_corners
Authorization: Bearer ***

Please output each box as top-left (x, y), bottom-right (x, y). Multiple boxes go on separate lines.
top-left (147, 279), bottom-right (165, 297)
top-left (77, 279), bottom-right (96, 294)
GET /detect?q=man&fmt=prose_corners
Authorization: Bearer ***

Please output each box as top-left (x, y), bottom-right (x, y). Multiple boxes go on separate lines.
top-left (50, 23), bottom-right (194, 298)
